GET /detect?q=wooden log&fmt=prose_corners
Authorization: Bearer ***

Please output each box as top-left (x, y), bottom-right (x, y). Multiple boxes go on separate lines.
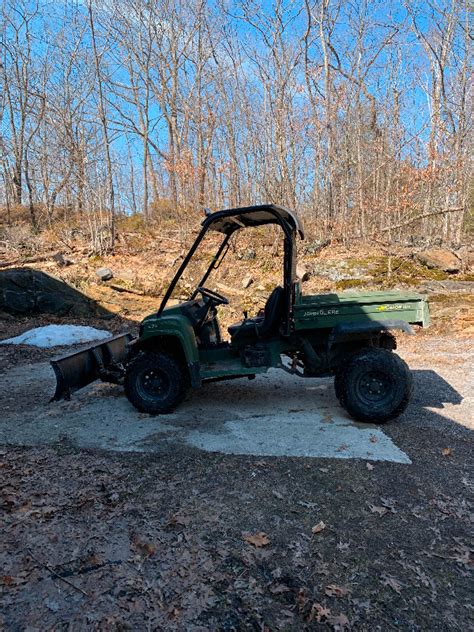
top-left (0, 251), bottom-right (61, 269)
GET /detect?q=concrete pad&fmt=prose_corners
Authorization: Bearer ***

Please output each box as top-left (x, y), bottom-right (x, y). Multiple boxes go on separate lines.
top-left (0, 363), bottom-right (411, 463)
top-left (186, 413), bottom-right (411, 463)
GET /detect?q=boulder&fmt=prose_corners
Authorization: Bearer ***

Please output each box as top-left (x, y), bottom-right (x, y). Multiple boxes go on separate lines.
top-left (95, 267), bottom-right (114, 281)
top-left (0, 268), bottom-right (106, 317)
top-left (3, 288), bottom-right (35, 314)
top-left (296, 264), bottom-right (310, 282)
top-left (242, 275), bottom-right (254, 289)
top-left (242, 248), bottom-right (256, 261)
top-left (52, 253), bottom-right (72, 267)
top-left (416, 249), bottom-right (461, 273)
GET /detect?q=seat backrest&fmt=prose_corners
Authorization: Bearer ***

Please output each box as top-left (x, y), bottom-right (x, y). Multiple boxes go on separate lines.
top-left (261, 286), bottom-right (285, 335)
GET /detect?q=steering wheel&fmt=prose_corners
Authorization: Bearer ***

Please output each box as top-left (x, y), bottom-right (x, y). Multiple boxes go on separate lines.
top-left (197, 286), bottom-right (229, 306)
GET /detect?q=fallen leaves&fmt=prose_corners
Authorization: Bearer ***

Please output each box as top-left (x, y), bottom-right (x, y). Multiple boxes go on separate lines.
top-left (312, 520), bottom-right (327, 534)
top-left (169, 513), bottom-right (191, 527)
top-left (380, 497), bottom-right (397, 512)
top-left (442, 447), bottom-right (453, 456)
top-left (331, 613), bottom-right (350, 630)
top-left (297, 499), bottom-right (317, 509)
top-left (336, 541), bottom-right (350, 552)
top-left (369, 497), bottom-right (397, 516)
top-left (243, 532), bottom-right (270, 547)
top-left (269, 582), bottom-right (290, 594)
top-left (308, 604), bottom-right (350, 629)
top-left (1, 571), bottom-right (30, 588)
top-left (381, 574), bottom-right (403, 593)
top-left (1, 575), bottom-right (15, 587)
top-left (131, 536), bottom-right (156, 558)
top-left (1, 417), bottom-right (472, 631)
top-left (309, 602), bottom-right (331, 622)
top-left (277, 608), bottom-right (295, 625)
top-left (451, 542), bottom-right (472, 566)
top-left (369, 504), bottom-right (389, 516)
top-left (325, 584), bottom-right (349, 598)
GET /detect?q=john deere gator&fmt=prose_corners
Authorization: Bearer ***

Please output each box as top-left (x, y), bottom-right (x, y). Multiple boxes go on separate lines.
top-left (51, 205), bottom-right (429, 423)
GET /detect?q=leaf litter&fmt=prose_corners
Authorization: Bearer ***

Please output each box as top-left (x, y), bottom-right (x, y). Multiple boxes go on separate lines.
top-left (1, 420), bottom-right (472, 631)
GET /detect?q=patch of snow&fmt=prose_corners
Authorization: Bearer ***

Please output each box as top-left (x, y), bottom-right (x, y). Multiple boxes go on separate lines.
top-left (0, 325), bottom-right (111, 348)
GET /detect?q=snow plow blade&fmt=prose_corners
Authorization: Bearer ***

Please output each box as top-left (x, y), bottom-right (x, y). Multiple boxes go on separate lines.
top-left (50, 333), bottom-right (134, 401)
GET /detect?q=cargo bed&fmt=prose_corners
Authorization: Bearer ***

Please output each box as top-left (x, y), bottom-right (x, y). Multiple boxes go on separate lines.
top-left (293, 291), bottom-right (430, 330)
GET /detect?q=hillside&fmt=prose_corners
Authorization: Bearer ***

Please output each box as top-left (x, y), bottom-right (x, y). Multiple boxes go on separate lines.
top-left (0, 213), bottom-right (473, 342)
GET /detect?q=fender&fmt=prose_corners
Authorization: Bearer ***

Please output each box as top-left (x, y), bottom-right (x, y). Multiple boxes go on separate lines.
top-left (328, 319), bottom-right (414, 349)
top-left (137, 314), bottom-right (201, 387)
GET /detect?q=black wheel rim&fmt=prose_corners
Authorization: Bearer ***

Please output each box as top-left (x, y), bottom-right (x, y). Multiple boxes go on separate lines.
top-left (354, 370), bottom-right (392, 405)
top-left (136, 368), bottom-right (171, 402)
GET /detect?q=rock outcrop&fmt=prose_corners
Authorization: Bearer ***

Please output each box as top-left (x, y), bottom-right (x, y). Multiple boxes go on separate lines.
top-left (416, 249), bottom-right (461, 273)
top-left (0, 268), bottom-right (106, 316)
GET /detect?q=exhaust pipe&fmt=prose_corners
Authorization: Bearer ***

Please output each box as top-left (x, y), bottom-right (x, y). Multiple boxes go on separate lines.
top-left (50, 333), bottom-right (134, 401)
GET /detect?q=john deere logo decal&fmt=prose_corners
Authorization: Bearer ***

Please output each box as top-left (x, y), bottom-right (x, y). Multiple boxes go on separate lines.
top-left (303, 309), bottom-right (340, 317)
top-left (377, 304), bottom-right (409, 312)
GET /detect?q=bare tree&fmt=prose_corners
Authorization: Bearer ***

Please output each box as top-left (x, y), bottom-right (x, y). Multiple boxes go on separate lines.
top-left (0, 0), bottom-right (470, 247)
top-left (1, 1), bottom-right (41, 207)
top-left (88, 0), bottom-right (115, 249)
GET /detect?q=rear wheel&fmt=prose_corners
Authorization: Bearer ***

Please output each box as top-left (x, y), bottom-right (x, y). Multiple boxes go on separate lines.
top-left (335, 348), bottom-right (412, 423)
top-left (125, 351), bottom-right (188, 414)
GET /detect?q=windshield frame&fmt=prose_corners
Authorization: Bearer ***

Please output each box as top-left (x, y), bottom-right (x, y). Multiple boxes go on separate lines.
top-left (156, 207), bottom-right (300, 319)
top-left (157, 228), bottom-right (232, 316)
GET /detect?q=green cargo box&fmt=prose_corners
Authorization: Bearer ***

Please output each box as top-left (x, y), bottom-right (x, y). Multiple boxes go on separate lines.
top-left (294, 290), bottom-right (430, 330)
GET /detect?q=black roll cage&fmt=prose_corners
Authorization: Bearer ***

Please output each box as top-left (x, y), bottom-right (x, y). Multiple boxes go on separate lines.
top-left (157, 205), bottom-right (304, 335)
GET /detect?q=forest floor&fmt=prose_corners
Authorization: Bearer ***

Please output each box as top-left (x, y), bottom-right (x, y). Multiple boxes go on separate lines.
top-left (0, 235), bottom-right (473, 630)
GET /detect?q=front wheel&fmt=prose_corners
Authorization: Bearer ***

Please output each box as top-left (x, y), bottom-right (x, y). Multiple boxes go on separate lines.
top-left (335, 348), bottom-right (412, 423)
top-left (125, 351), bottom-right (188, 414)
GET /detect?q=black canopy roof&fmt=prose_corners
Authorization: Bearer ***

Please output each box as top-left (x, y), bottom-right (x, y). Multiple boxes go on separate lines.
top-left (202, 204), bottom-right (304, 239)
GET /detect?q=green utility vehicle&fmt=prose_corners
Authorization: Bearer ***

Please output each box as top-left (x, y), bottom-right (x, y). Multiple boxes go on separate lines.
top-left (52, 205), bottom-right (429, 423)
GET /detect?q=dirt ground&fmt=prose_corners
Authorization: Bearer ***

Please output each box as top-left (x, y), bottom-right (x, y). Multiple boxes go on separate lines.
top-left (0, 323), bottom-right (473, 630)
